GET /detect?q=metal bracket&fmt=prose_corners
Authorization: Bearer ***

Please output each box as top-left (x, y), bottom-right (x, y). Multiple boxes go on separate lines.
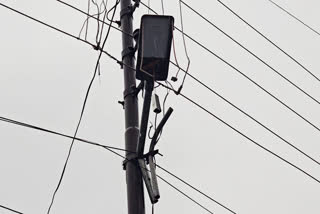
top-left (123, 81), bottom-right (144, 99)
top-left (121, 46), bottom-right (136, 60)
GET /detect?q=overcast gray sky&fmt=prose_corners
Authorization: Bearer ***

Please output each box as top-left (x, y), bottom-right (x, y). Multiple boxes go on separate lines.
top-left (0, 0), bottom-right (319, 213)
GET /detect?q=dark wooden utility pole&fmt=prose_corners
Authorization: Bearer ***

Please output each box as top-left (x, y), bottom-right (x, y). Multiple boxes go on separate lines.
top-left (120, 0), bottom-right (145, 214)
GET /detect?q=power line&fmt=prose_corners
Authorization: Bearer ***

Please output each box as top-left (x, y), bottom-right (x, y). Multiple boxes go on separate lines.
top-left (0, 204), bottom-right (24, 214)
top-left (139, 1), bottom-right (320, 134)
top-left (212, 0), bottom-right (320, 82)
top-left (79, 46), bottom-right (320, 186)
top-left (0, 116), bottom-right (218, 214)
top-left (3, 0), bottom-right (319, 188)
top-left (156, 164), bottom-right (236, 214)
top-left (1, 2), bottom-right (228, 213)
top-left (0, 116), bottom-right (133, 155)
top-left (180, 0), bottom-right (320, 100)
top-left (156, 174), bottom-right (214, 214)
top-left (171, 61), bottom-right (320, 166)
top-left (46, 1), bottom-right (120, 213)
top-left (267, 0), bottom-right (320, 37)
top-left (157, 82), bottom-right (320, 184)
top-left (57, 0), bottom-right (320, 142)
top-left (4, 1), bottom-right (319, 168)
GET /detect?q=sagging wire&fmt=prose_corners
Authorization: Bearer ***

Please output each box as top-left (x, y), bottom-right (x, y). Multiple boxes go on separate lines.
top-left (106, 0), bottom-right (121, 26)
top-left (175, 0), bottom-right (190, 95)
top-left (79, 0), bottom-right (108, 41)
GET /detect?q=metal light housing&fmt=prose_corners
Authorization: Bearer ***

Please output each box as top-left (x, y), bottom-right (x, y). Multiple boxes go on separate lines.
top-left (136, 15), bottom-right (174, 81)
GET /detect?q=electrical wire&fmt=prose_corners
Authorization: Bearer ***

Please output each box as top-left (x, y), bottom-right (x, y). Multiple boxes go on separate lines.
top-left (0, 3), bottom-right (228, 213)
top-left (138, 1), bottom-right (320, 165)
top-left (158, 82), bottom-right (320, 184)
top-left (173, 62), bottom-right (320, 166)
top-left (213, 0), bottom-right (320, 82)
top-left (57, 0), bottom-right (132, 38)
top-left (160, 0), bottom-right (164, 15)
top-left (156, 173), bottom-right (214, 214)
top-left (180, 0), bottom-right (320, 103)
top-left (85, 0), bottom-right (91, 40)
top-left (0, 204), bottom-right (24, 214)
top-left (79, 2), bottom-right (107, 39)
top-left (156, 164), bottom-right (236, 214)
top-left (75, 44), bottom-right (320, 186)
top-left (46, 1), bottom-right (120, 213)
top-left (3, 0), bottom-right (319, 190)
top-left (5, 1), bottom-right (319, 169)
top-left (0, 116), bottom-right (133, 154)
top-left (139, 2), bottom-right (320, 133)
top-left (176, 0), bottom-right (190, 94)
top-left (267, 0), bottom-right (320, 37)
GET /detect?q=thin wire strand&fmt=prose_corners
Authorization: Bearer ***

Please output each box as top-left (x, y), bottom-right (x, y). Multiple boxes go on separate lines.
top-left (138, 1), bottom-right (320, 164)
top-left (267, 0), bottom-right (320, 37)
top-left (0, 4), bottom-right (220, 213)
top-left (0, 116), bottom-right (133, 153)
top-left (46, 1), bottom-right (120, 213)
top-left (212, 0), bottom-right (320, 82)
top-left (177, 0), bottom-right (190, 93)
top-left (4, 1), bottom-right (320, 169)
top-left (139, 2), bottom-right (320, 133)
top-left (158, 82), bottom-right (320, 184)
top-left (156, 164), bottom-right (236, 214)
top-left (3, 0), bottom-right (319, 188)
top-left (0, 205), bottom-right (24, 214)
top-left (160, 0), bottom-right (164, 15)
top-left (180, 0), bottom-right (320, 103)
top-left (57, 0), bottom-right (132, 38)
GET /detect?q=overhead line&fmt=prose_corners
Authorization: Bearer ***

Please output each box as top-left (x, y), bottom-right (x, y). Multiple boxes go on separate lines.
top-left (0, 1), bottom-right (120, 64)
top-left (0, 116), bottom-right (133, 154)
top-left (139, 1), bottom-right (320, 134)
top-left (158, 82), bottom-right (320, 184)
top-left (157, 164), bottom-right (236, 214)
top-left (0, 205), bottom-right (24, 214)
top-left (46, 1), bottom-right (120, 213)
top-left (0, 116), bottom-right (218, 214)
top-left (79, 47), bottom-right (320, 185)
top-left (3, 0), bottom-right (319, 184)
top-left (0, 2), bottom-right (231, 213)
top-left (211, 0), bottom-right (320, 82)
top-left (169, 61), bottom-right (320, 166)
top-left (267, 0), bottom-right (320, 37)
top-left (180, 0), bottom-right (320, 100)
top-left (58, 0), bottom-right (320, 143)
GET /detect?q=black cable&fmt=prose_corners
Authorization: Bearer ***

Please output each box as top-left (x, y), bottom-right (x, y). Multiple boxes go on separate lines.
top-left (156, 174), bottom-right (214, 214)
top-left (139, 1), bottom-right (320, 133)
top-left (177, 0), bottom-right (190, 94)
top-left (172, 62), bottom-right (320, 166)
top-left (56, 0), bottom-right (132, 38)
top-left (4, 1), bottom-right (320, 169)
top-left (212, 0), bottom-right (320, 82)
top-left (0, 3), bottom-right (227, 213)
top-left (0, 204), bottom-right (24, 214)
top-left (180, 0), bottom-right (320, 103)
top-left (46, 1), bottom-right (120, 213)
top-left (158, 82), bottom-right (320, 184)
top-left (78, 3), bottom-right (107, 39)
top-left (169, 33), bottom-right (320, 133)
top-left (3, 0), bottom-right (319, 186)
top-left (160, 0), bottom-right (164, 15)
top-left (267, 0), bottom-right (320, 37)
top-left (0, 116), bottom-right (133, 154)
top-left (156, 164), bottom-right (236, 214)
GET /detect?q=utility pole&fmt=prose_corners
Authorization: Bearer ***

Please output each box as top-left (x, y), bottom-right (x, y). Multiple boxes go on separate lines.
top-left (120, 0), bottom-right (145, 214)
